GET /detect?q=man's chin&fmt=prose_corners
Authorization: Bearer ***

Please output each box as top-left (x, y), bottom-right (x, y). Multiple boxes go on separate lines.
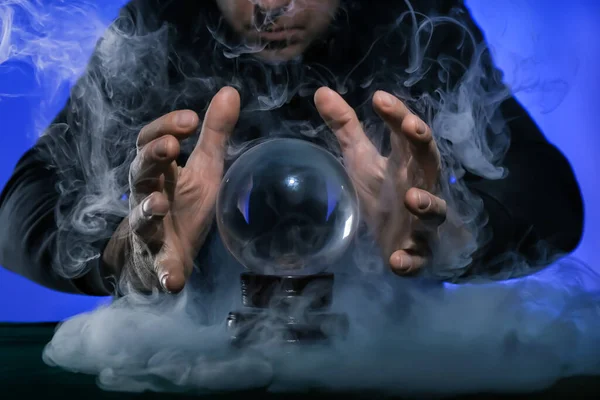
top-left (254, 43), bottom-right (306, 64)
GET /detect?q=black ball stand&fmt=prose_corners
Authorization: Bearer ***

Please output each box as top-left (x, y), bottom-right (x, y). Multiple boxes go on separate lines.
top-left (226, 272), bottom-right (349, 346)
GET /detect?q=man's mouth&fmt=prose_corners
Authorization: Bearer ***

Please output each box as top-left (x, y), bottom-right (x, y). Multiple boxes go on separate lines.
top-left (257, 28), bottom-right (303, 42)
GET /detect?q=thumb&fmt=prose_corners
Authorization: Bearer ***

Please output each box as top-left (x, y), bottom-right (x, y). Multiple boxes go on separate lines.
top-left (186, 87), bottom-right (240, 172)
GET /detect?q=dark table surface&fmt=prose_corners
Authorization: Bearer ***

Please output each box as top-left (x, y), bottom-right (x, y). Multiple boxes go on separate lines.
top-left (1, 322), bottom-right (598, 399)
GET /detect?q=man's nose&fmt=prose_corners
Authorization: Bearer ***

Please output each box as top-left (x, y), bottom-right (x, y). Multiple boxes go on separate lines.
top-left (253, 0), bottom-right (293, 26)
top-left (255, 0), bottom-right (293, 18)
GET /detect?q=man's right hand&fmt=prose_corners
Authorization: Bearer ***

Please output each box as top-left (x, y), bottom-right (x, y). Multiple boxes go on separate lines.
top-left (101, 87), bottom-right (240, 294)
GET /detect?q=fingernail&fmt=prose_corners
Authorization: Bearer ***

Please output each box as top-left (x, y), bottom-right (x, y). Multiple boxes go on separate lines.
top-left (416, 120), bottom-right (427, 135)
top-left (400, 255), bottom-right (410, 270)
top-left (155, 138), bottom-right (168, 158)
top-left (417, 192), bottom-right (432, 210)
top-left (142, 197), bottom-right (153, 218)
top-left (380, 91), bottom-right (395, 107)
top-left (175, 111), bottom-right (197, 128)
top-left (160, 274), bottom-right (172, 293)
top-left (393, 254), bottom-right (411, 272)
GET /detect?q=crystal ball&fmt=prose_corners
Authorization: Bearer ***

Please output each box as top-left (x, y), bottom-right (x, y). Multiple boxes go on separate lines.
top-left (216, 138), bottom-right (359, 276)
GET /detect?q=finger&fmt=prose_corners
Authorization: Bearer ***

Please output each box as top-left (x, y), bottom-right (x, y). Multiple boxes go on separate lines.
top-left (389, 250), bottom-right (427, 276)
top-left (186, 87), bottom-right (240, 171)
top-left (129, 135), bottom-right (180, 204)
top-left (400, 114), bottom-right (439, 187)
top-left (155, 250), bottom-right (187, 294)
top-left (373, 91), bottom-right (440, 185)
top-left (129, 192), bottom-right (169, 251)
top-left (314, 87), bottom-right (378, 161)
top-left (372, 90), bottom-right (412, 163)
top-left (136, 109), bottom-right (199, 149)
top-left (373, 90), bottom-right (413, 122)
top-left (404, 188), bottom-right (447, 227)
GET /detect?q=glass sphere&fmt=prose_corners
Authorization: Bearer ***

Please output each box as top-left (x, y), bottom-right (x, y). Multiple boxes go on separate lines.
top-left (216, 138), bottom-right (359, 276)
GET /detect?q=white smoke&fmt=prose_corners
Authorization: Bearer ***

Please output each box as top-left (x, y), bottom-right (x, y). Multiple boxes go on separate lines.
top-left (1, 0), bottom-right (599, 397)
top-left (43, 253), bottom-right (600, 396)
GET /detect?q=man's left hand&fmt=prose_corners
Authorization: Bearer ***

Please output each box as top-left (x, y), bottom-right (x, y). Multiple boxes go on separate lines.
top-left (315, 87), bottom-right (447, 276)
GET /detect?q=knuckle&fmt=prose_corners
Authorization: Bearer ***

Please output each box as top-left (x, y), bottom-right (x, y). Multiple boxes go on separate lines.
top-left (402, 114), bottom-right (433, 144)
top-left (328, 107), bottom-right (357, 133)
top-left (340, 106), bottom-right (358, 123)
top-left (404, 114), bottom-right (418, 127)
top-left (161, 135), bottom-right (180, 157)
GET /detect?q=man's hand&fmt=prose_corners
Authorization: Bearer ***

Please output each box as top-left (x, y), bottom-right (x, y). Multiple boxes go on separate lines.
top-left (315, 87), bottom-right (447, 276)
top-left (102, 87), bottom-right (240, 294)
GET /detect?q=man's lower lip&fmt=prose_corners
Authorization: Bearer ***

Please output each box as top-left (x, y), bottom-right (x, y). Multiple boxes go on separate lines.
top-left (258, 29), bottom-right (302, 41)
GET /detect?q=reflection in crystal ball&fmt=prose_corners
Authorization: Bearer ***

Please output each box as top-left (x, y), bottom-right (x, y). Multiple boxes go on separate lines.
top-left (216, 138), bottom-right (359, 276)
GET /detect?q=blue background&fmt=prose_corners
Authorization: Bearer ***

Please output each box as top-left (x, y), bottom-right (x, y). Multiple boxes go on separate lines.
top-left (0, 0), bottom-right (598, 321)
